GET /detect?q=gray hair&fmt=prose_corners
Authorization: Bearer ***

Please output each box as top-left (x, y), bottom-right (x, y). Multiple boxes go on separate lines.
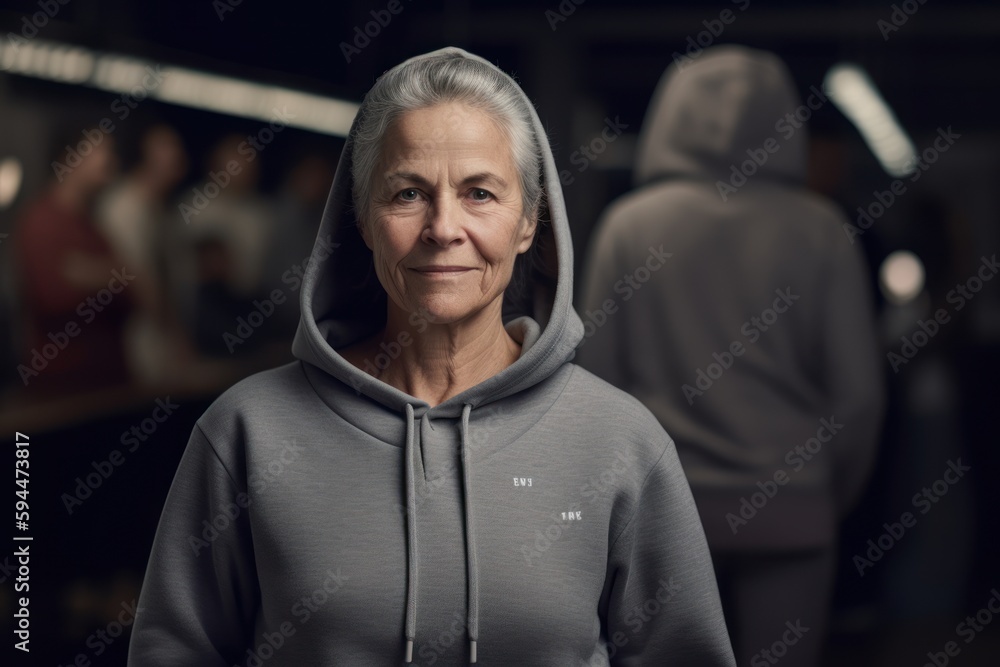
top-left (350, 52), bottom-right (543, 231)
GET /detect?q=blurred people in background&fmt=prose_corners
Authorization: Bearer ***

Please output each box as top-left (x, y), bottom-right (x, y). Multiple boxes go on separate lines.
top-left (171, 133), bottom-right (276, 358)
top-left (13, 130), bottom-right (133, 397)
top-left (264, 153), bottom-right (334, 335)
top-left (576, 46), bottom-right (885, 666)
top-left (98, 124), bottom-right (193, 385)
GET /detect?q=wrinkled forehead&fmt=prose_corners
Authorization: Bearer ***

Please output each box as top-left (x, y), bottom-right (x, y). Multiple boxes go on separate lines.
top-left (378, 104), bottom-right (518, 178)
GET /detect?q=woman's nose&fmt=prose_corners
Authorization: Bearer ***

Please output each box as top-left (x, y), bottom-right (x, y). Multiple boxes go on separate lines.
top-left (421, 197), bottom-right (465, 247)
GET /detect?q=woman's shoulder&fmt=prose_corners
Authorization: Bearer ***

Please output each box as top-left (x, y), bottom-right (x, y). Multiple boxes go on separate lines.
top-left (563, 363), bottom-right (664, 421)
top-left (558, 363), bottom-right (677, 459)
top-left (194, 361), bottom-right (316, 437)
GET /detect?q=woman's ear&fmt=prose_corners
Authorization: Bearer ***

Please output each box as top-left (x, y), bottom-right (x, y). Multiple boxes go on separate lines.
top-left (516, 208), bottom-right (539, 254)
top-left (357, 217), bottom-right (373, 251)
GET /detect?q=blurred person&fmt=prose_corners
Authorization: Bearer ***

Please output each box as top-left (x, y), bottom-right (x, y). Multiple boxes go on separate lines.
top-left (262, 153), bottom-right (336, 336)
top-left (577, 46), bottom-right (885, 666)
top-left (172, 133), bottom-right (277, 358)
top-left (274, 153), bottom-right (334, 260)
top-left (128, 48), bottom-right (736, 666)
top-left (98, 123), bottom-right (193, 384)
top-left (13, 129), bottom-right (134, 397)
top-left (183, 133), bottom-right (273, 294)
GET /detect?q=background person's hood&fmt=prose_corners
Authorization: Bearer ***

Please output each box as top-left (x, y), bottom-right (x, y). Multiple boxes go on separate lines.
top-left (634, 45), bottom-right (808, 188)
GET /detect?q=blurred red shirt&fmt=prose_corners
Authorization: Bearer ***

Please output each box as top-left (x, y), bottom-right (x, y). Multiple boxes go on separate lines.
top-left (15, 192), bottom-right (134, 397)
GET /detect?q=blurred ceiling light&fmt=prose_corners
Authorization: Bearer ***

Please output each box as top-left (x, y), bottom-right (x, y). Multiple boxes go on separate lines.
top-left (0, 157), bottom-right (24, 209)
top-left (879, 250), bottom-right (925, 305)
top-left (825, 63), bottom-right (917, 178)
top-left (0, 38), bottom-right (358, 137)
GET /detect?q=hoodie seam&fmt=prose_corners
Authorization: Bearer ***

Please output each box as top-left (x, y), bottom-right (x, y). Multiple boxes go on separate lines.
top-left (299, 360), bottom-right (420, 452)
top-left (469, 363), bottom-right (577, 467)
top-left (606, 434), bottom-right (672, 554)
top-left (193, 422), bottom-right (243, 492)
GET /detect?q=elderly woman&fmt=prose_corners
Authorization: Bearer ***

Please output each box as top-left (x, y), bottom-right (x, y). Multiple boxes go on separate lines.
top-left (128, 48), bottom-right (735, 666)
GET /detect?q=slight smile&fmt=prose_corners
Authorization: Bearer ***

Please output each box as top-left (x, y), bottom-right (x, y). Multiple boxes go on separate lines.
top-left (411, 266), bottom-right (474, 275)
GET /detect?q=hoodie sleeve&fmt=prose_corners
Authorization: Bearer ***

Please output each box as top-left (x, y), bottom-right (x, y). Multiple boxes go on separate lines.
top-left (603, 435), bottom-right (736, 666)
top-left (822, 236), bottom-right (886, 515)
top-left (128, 424), bottom-right (259, 666)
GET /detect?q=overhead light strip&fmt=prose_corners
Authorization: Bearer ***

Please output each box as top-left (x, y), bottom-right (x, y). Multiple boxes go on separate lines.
top-left (824, 63), bottom-right (917, 177)
top-left (0, 38), bottom-right (358, 136)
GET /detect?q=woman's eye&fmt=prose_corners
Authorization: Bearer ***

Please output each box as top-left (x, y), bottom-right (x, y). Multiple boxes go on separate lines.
top-left (470, 188), bottom-right (492, 202)
top-left (397, 188), bottom-right (420, 202)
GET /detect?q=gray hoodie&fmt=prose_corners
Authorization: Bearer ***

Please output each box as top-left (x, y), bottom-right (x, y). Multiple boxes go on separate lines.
top-left (128, 47), bottom-right (735, 666)
top-left (576, 46), bottom-right (885, 551)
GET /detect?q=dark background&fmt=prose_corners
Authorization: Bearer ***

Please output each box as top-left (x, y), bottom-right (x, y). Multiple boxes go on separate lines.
top-left (0, 0), bottom-right (998, 664)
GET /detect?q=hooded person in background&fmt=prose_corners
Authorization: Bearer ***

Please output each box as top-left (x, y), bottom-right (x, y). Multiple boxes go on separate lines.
top-left (576, 46), bottom-right (885, 666)
top-left (128, 48), bottom-right (736, 666)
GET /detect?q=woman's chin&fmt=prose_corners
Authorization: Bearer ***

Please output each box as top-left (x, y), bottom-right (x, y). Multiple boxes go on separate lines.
top-left (408, 296), bottom-right (483, 326)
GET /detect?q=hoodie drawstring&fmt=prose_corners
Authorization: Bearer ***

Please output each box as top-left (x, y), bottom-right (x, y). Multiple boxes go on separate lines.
top-left (402, 402), bottom-right (480, 664)
top-left (403, 403), bottom-right (418, 663)
top-left (459, 403), bottom-right (479, 663)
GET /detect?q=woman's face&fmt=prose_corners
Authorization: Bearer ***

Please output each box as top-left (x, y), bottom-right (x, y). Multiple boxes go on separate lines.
top-left (363, 102), bottom-right (536, 326)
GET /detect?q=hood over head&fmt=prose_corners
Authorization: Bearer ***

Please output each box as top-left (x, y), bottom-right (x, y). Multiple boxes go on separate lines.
top-left (634, 45), bottom-right (808, 187)
top-left (291, 46), bottom-right (584, 663)
top-left (292, 46), bottom-right (583, 417)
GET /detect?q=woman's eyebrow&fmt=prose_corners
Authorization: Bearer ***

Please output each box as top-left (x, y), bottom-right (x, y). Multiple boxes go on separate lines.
top-left (460, 172), bottom-right (509, 189)
top-left (383, 171), bottom-right (510, 189)
top-left (384, 171), bottom-right (432, 187)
